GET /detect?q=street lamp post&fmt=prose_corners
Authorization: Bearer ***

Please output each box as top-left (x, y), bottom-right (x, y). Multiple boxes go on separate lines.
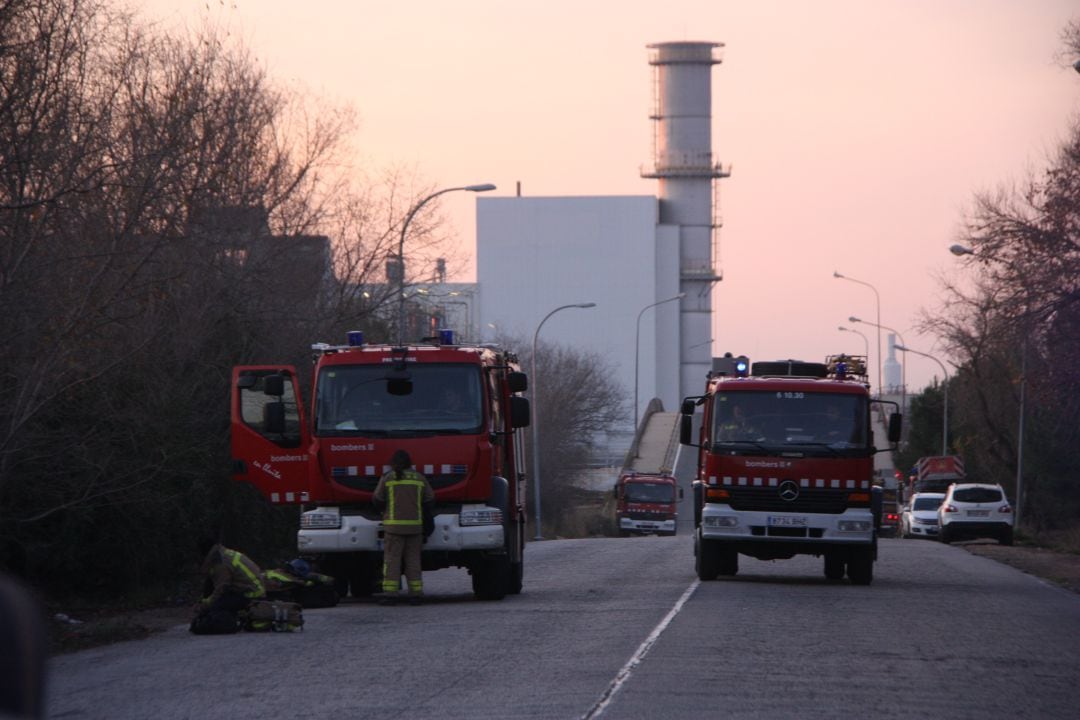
top-left (834, 271), bottom-right (883, 397)
top-left (634, 293), bottom-right (685, 434)
top-left (849, 315), bottom-right (908, 419)
top-left (396, 183), bottom-right (496, 345)
top-left (895, 344), bottom-right (949, 455)
top-left (531, 302), bottom-right (596, 540)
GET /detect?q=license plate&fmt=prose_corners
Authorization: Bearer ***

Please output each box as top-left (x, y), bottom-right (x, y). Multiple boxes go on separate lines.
top-left (967, 510), bottom-right (989, 517)
top-left (768, 516), bottom-right (809, 527)
top-left (639, 523), bottom-right (657, 529)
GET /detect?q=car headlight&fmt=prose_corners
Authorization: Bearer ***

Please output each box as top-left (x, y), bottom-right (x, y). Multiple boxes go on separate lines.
top-left (838, 520), bottom-right (871, 532)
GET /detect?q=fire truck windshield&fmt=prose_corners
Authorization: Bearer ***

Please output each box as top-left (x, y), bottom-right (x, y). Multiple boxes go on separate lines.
top-left (624, 482), bottom-right (675, 503)
top-left (712, 391), bottom-right (868, 453)
top-left (315, 363), bottom-right (483, 437)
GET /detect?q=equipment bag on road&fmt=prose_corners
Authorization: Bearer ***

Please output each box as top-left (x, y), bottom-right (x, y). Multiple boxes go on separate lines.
top-left (242, 600), bottom-right (304, 632)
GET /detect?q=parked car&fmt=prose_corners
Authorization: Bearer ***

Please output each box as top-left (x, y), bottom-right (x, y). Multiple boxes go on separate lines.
top-left (938, 483), bottom-right (1013, 545)
top-left (901, 492), bottom-right (945, 539)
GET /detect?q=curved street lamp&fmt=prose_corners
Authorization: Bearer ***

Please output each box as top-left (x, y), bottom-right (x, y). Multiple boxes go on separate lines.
top-left (634, 293), bottom-right (685, 434)
top-left (531, 302), bottom-right (596, 540)
top-left (834, 271), bottom-right (883, 397)
top-left (838, 325), bottom-right (869, 359)
top-left (396, 183), bottom-right (496, 345)
top-left (895, 344), bottom-right (949, 455)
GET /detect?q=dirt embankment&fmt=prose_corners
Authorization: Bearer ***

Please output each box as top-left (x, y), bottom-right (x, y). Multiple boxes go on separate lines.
top-left (962, 541), bottom-right (1080, 594)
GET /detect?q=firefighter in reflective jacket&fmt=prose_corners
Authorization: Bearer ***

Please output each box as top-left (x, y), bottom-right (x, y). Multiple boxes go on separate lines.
top-left (197, 543), bottom-right (267, 614)
top-left (373, 449), bottom-right (435, 602)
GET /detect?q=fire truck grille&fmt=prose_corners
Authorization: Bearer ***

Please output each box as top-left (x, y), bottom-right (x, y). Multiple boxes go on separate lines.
top-left (726, 487), bottom-right (849, 514)
top-left (625, 510), bottom-right (669, 520)
top-left (333, 473), bottom-right (467, 492)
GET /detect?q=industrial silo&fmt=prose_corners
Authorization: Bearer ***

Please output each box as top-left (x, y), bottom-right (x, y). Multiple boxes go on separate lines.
top-left (642, 41), bottom-right (729, 401)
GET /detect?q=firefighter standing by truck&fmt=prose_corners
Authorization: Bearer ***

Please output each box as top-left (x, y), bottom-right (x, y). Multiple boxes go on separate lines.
top-left (374, 450), bottom-right (435, 604)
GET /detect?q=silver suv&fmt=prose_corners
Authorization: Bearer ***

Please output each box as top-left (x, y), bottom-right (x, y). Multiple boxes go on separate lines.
top-left (938, 483), bottom-right (1013, 545)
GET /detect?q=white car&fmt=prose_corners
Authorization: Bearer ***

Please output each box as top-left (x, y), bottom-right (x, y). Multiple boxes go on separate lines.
top-left (900, 492), bottom-right (944, 539)
top-left (938, 483), bottom-right (1014, 545)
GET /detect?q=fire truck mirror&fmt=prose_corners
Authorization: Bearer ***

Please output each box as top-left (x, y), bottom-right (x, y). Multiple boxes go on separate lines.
top-left (263, 374), bottom-right (285, 397)
top-left (680, 399), bottom-right (696, 415)
top-left (236, 373), bottom-right (257, 390)
top-left (678, 486), bottom-right (685, 501)
top-left (888, 412), bottom-right (903, 443)
top-left (507, 372), bottom-right (528, 393)
top-left (679, 414), bottom-right (694, 446)
top-left (510, 396), bottom-right (530, 429)
top-left (263, 401), bottom-right (286, 434)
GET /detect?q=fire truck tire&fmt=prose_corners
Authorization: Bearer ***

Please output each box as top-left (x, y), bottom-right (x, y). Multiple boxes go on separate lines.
top-left (824, 553), bottom-right (845, 580)
top-left (847, 547), bottom-right (874, 585)
top-left (508, 561), bottom-right (523, 595)
top-left (939, 526), bottom-right (952, 544)
top-left (472, 556), bottom-right (510, 601)
top-left (718, 547), bottom-right (738, 576)
top-left (999, 528), bottom-right (1014, 546)
top-left (696, 534), bottom-right (721, 580)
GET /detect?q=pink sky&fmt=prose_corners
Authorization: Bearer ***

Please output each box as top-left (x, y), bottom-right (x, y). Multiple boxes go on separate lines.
top-left (140, 0), bottom-right (1079, 393)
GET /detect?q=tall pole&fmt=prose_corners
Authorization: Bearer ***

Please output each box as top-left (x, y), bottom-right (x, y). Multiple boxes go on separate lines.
top-left (396, 183), bottom-right (495, 345)
top-left (834, 272), bottom-right (882, 397)
top-left (896, 344), bottom-right (949, 455)
top-left (531, 302), bottom-right (596, 540)
top-left (634, 293), bottom-right (685, 434)
top-left (1015, 337), bottom-right (1026, 528)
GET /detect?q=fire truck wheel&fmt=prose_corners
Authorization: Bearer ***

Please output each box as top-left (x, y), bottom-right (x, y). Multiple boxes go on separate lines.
top-left (696, 534), bottom-right (721, 580)
top-left (508, 561), bottom-right (523, 595)
top-left (824, 553), bottom-right (845, 580)
top-left (999, 528), bottom-right (1014, 546)
top-left (939, 526), bottom-right (952, 544)
top-left (847, 547), bottom-right (874, 585)
top-left (717, 547), bottom-right (738, 576)
top-left (471, 556), bottom-right (510, 601)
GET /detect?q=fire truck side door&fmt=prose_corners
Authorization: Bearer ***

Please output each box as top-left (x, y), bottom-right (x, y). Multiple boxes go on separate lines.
top-left (231, 366), bottom-right (311, 504)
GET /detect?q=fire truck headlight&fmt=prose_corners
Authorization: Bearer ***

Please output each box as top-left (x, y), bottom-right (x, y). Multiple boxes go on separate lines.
top-left (460, 507), bottom-right (503, 526)
top-left (300, 511), bottom-right (342, 530)
top-left (838, 520), bottom-right (872, 532)
top-left (703, 516), bottom-right (738, 528)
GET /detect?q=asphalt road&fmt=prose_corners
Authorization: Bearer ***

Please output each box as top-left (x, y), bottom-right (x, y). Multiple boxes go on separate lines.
top-left (47, 536), bottom-right (1080, 720)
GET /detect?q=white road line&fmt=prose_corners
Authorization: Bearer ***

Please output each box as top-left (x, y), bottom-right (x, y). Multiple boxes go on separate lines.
top-left (580, 579), bottom-right (701, 720)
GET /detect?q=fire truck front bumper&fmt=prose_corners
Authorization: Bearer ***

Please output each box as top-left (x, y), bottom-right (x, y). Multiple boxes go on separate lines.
top-left (700, 505), bottom-right (875, 545)
top-left (619, 517), bottom-right (677, 534)
top-left (298, 505), bottom-right (505, 553)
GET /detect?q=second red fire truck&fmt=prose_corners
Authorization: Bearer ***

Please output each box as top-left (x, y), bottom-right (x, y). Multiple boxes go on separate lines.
top-left (680, 354), bottom-right (901, 585)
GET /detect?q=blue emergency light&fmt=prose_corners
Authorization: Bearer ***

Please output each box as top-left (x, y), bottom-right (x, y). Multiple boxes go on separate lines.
top-left (346, 330), bottom-right (364, 347)
top-left (438, 329), bottom-right (454, 345)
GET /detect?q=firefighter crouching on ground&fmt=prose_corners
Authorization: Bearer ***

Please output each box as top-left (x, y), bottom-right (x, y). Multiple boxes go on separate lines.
top-left (373, 449), bottom-right (435, 604)
top-left (195, 542), bottom-right (267, 618)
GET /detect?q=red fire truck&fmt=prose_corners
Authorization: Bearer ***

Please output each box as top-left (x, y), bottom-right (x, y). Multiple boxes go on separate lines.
top-left (680, 354), bottom-right (901, 585)
top-left (230, 330), bottom-right (530, 600)
top-left (614, 472), bottom-right (682, 537)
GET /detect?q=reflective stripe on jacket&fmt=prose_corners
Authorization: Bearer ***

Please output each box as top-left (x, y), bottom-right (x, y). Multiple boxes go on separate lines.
top-left (373, 469), bottom-right (434, 535)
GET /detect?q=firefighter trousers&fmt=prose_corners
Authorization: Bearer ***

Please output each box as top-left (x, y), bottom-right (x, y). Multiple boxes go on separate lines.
top-left (381, 532), bottom-right (423, 594)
